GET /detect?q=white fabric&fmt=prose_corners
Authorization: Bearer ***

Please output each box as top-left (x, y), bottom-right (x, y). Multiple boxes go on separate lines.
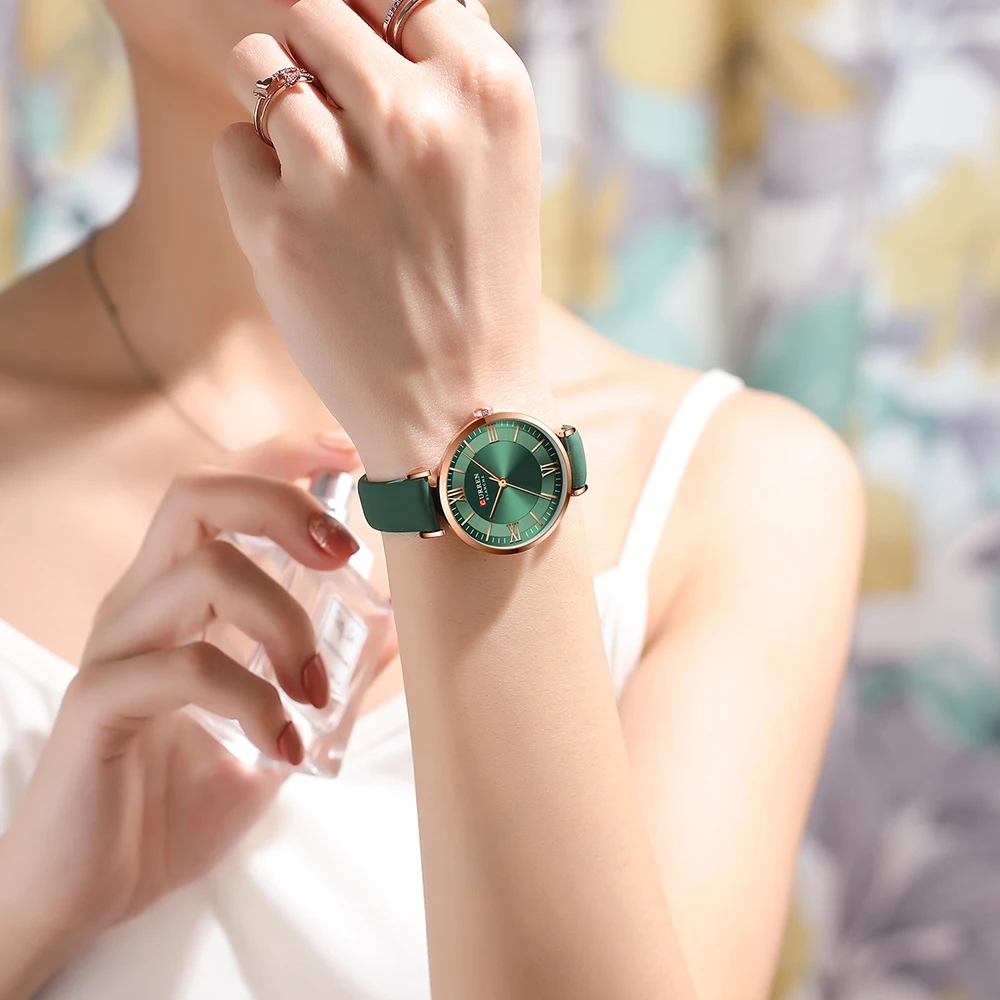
top-left (0, 369), bottom-right (743, 999)
top-left (599, 369), bottom-right (743, 695)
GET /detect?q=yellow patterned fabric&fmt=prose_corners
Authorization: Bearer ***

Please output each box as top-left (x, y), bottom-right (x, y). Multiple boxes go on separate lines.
top-left (3, 1), bottom-right (1000, 997)
top-left (0, 0), bottom-right (132, 278)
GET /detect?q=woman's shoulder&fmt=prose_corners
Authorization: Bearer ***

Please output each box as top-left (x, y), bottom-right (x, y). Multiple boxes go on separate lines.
top-left (544, 295), bottom-right (863, 505)
top-left (683, 379), bottom-right (866, 548)
top-left (544, 299), bottom-right (866, 622)
top-left (0, 256), bottom-right (74, 435)
top-left (0, 251), bottom-right (134, 466)
top-left (655, 372), bottom-right (866, 644)
top-left (0, 248), bottom-right (130, 389)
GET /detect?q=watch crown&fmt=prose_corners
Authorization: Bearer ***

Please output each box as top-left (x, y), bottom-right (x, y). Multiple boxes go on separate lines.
top-left (472, 407), bottom-right (494, 419)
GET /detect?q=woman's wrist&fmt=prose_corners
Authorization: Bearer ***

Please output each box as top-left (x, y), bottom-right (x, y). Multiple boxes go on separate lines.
top-left (351, 369), bottom-right (557, 483)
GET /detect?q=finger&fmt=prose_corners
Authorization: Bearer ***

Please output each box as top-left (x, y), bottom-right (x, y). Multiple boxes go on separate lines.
top-left (465, 0), bottom-right (492, 24)
top-left (221, 430), bottom-right (359, 480)
top-left (66, 644), bottom-right (304, 765)
top-left (351, 0), bottom-right (495, 64)
top-left (283, 0), bottom-right (410, 119)
top-left (91, 540), bottom-right (324, 708)
top-left (227, 32), bottom-right (347, 171)
top-left (115, 468), bottom-right (360, 601)
top-left (215, 121), bottom-right (283, 254)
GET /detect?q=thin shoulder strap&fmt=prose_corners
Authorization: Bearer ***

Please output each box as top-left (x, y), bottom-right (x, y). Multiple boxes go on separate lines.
top-left (618, 369), bottom-right (744, 577)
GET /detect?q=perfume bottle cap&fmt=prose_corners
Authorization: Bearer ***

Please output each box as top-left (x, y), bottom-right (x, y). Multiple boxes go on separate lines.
top-left (312, 472), bottom-right (355, 525)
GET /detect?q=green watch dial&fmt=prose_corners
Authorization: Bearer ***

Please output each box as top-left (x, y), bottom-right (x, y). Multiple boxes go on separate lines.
top-left (440, 415), bottom-right (570, 552)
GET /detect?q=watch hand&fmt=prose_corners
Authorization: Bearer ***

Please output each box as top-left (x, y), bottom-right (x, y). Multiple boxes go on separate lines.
top-left (505, 483), bottom-right (559, 501)
top-left (467, 456), bottom-right (502, 483)
top-left (489, 482), bottom-right (506, 519)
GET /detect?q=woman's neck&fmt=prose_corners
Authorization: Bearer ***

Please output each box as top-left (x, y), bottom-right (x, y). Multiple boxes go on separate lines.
top-left (91, 57), bottom-right (336, 445)
top-left (101, 57), bottom-right (275, 376)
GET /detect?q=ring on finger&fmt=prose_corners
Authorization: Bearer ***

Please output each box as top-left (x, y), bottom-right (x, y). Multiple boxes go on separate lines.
top-left (383, 0), bottom-right (467, 55)
top-left (253, 66), bottom-right (317, 148)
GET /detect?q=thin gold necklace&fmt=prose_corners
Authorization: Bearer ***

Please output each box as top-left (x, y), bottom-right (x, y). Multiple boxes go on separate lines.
top-left (84, 230), bottom-right (233, 454)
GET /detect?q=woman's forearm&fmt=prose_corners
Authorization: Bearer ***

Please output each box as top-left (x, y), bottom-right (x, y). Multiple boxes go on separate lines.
top-left (0, 838), bottom-right (78, 1000)
top-left (0, 931), bottom-right (64, 1000)
top-left (386, 499), bottom-right (694, 999)
top-left (213, 7), bottom-right (686, 992)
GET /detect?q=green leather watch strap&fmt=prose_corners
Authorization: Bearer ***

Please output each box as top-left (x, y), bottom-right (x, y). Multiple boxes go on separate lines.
top-left (357, 474), bottom-right (441, 534)
top-left (561, 426), bottom-right (588, 493)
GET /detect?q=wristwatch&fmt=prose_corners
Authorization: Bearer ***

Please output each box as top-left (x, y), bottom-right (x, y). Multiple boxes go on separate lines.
top-left (358, 407), bottom-right (588, 554)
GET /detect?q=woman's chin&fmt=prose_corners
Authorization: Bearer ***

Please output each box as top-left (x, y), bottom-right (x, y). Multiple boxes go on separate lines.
top-left (108, 0), bottom-right (290, 82)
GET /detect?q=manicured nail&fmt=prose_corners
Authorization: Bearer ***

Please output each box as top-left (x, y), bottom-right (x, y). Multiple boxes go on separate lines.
top-left (278, 721), bottom-right (304, 766)
top-left (318, 430), bottom-right (356, 452)
top-left (309, 514), bottom-right (361, 558)
top-left (302, 653), bottom-right (330, 709)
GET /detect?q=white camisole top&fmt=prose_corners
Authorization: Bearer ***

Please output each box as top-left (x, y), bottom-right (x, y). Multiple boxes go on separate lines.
top-left (0, 369), bottom-right (743, 999)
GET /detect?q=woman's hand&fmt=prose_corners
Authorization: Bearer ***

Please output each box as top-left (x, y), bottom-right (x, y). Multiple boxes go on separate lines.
top-left (215, 0), bottom-right (551, 479)
top-left (0, 435), bottom-right (363, 995)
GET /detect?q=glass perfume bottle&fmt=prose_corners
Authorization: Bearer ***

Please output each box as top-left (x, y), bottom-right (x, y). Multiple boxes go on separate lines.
top-left (191, 473), bottom-right (393, 777)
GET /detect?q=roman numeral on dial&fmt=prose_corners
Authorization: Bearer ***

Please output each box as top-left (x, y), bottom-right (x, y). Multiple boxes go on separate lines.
top-left (486, 423), bottom-right (500, 444)
top-left (507, 522), bottom-right (521, 542)
top-left (447, 486), bottom-right (466, 504)
top-left (540, 462), bottom-right (559, 478)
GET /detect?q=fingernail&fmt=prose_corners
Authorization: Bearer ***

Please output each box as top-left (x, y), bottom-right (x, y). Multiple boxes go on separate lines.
top-left (309, 514), bottom-right (361, 558)
top-left (318, 430), bottom-right (356, 452)
top-left (302, 653), bottom-right (330, 709)
top-left (277, 721), bottom-right (304, 766)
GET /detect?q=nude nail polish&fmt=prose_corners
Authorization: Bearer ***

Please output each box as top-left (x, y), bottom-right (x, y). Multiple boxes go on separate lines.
top-left (278, 721), bottom-right (304, 766)
top-left (302, 653), bottom-right (331, 709)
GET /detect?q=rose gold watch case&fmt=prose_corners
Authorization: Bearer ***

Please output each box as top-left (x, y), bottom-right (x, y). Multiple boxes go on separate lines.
top-left (435, 410), bottom-right (574, 555)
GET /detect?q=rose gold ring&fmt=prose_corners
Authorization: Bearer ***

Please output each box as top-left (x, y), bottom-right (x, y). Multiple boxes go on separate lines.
top-left (383, 0), bottom-right (466, 55)
top-left (253, 66), bottom-right (316, 149)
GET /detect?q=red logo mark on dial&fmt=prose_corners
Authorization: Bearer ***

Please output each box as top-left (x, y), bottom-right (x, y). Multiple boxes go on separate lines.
top-left (480, 499), bottom-right (487, 506)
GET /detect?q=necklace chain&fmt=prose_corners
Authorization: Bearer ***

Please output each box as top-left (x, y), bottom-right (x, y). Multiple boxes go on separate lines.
top-left (84, 230), bottom-right (233, 455)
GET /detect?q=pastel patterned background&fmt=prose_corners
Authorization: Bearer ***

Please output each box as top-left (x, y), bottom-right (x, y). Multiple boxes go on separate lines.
top-left (3, 0), bottom-right (1000, 997)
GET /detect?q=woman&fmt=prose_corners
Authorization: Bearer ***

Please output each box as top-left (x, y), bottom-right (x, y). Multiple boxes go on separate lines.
top-left (0, 0), bottom-right (864, 997)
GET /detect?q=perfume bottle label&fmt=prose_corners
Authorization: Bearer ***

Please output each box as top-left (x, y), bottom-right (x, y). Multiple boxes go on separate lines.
top-left (316, 592), bottom-right (370, 705)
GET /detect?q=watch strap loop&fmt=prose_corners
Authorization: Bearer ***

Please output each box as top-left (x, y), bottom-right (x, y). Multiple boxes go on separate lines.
top-left (560, 426), bottom-right (588, 493)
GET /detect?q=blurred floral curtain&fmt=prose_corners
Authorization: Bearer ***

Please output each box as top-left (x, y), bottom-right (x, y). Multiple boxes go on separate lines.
top-left (4, 0), bottom-right (1000, 997)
